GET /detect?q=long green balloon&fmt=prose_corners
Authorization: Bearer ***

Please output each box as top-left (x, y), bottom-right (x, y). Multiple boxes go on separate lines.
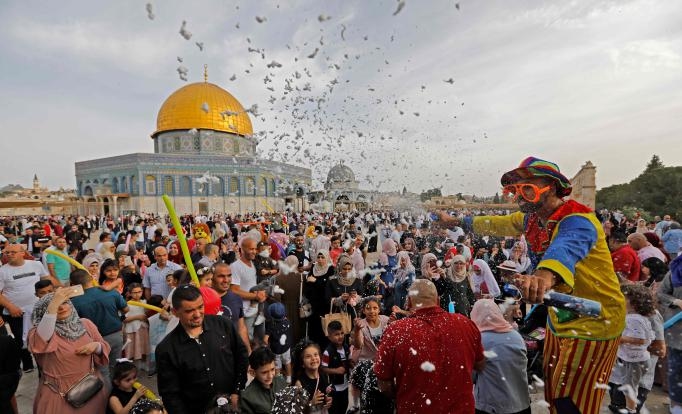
top-left (162, 194), bottom-right (199, 286)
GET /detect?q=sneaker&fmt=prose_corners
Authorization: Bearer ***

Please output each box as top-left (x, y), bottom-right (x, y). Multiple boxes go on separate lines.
top-left (147, 369), bottom-right (157, 377)
top-left (346, 408), bottom-right (359, 414)
top-left (23, 367), bottom-right (35, 373)
top-left (254, 314), bottom-right (266, 326)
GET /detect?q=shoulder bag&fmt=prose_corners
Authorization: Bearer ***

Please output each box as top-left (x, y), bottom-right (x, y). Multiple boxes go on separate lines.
top-left (44, 337), bottom-right (103, 408)
top-left (299, 273), bottom-right (313, 319)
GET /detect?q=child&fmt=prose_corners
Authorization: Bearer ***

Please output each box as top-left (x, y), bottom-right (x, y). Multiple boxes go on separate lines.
top-left (321, 321), bottom-right (350, 414)
top-left (608, 284), bottom-right (656, 414)
top-left (293, 340), bottom-right (333, 413)
top-left (124, 283), bottom-right (150, 372)
top-left (239, 347), bottom-right (288, 413)
top-left (146, 295), bottom-right (168, 377)
top-left (129, 399), bottom-right (165, 414)
top-left (264, 303), bottom-right (293, 383)
top-left (198, 267), bottom-right (222, 316)
top-left (108, 360), bottom-right (151, 414)
top-left (34, 279), bottom-right (54, 299)
top-left (100, 258), bottom-right (124, 293)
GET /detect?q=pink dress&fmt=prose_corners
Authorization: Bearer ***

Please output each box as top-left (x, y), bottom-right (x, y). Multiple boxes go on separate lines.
top-left (28, 318), bottom-right (111, 414)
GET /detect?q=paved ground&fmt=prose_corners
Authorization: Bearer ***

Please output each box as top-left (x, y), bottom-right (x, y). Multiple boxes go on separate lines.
top-left (15, 367), bottom-right (671, 413)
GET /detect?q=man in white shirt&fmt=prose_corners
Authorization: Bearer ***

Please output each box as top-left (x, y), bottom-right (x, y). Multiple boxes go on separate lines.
top-left (230, 238), bottom-right (266, 343)
top-left (0, 244), bottom-right (54, 372)
top-left (143, 246), bottom-right (182, 300)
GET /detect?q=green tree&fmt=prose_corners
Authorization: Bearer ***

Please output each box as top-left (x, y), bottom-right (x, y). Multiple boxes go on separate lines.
top-left (596, 166), bottom-right (682, 219)
top-left (643, 155), bottom-right (664, 174)
top-left (493, 192), bottom-right (500, 204)
top-left (420, 187), bottom-right (442, 202)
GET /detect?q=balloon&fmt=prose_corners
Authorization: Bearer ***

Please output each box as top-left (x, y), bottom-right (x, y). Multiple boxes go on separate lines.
top-left (45, 249), bottom-right (98, 286)
top-left (128, 301), bottom-right (164, 314)
top-left (45, 249), bottom-right (86, 271)
top-left (664, 311), bottom-right (682, 330)
top-left (133, 381), bottom-right (159, 400)
top-left (261, 199), bottom-right (275, 213)
top-left (162, 194), bottom-right (199, 286)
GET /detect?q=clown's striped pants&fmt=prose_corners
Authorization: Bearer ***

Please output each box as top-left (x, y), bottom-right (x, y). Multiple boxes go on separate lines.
top-left (543, 331), bottom-right (620, 414)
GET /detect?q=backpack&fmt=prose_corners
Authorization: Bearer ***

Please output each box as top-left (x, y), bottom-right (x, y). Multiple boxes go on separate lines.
top-left (268, 318), bottom-right (292, 355)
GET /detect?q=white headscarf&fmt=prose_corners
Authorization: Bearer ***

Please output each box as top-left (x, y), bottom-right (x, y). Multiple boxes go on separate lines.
top-left (471, 259), bottom-right (500, 297)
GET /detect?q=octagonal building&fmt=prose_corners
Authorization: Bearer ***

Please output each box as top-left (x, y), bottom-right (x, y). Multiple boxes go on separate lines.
top-left (75, 78), bottom-right (311, 216)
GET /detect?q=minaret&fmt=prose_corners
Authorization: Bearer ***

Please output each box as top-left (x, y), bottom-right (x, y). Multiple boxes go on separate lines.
top-left (33, 174), bottom-right (40, 192)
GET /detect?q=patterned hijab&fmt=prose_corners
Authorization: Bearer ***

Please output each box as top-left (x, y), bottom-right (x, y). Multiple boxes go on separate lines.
top-left (336, 254), bottom-right (357, 286)
top-left (312, 249), bottom-right (332, 277)
top-left (31, 292), bottom-right (86, 341)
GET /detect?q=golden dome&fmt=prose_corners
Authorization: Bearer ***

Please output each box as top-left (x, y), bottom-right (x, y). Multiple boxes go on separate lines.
top-left (153, 82), bottom-right (253, 137)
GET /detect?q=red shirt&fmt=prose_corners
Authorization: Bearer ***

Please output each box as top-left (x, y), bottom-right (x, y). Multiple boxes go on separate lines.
top-left (611, 244), bottom-right (641, 282)
top-left (374, 306), bottom-right (484, 414)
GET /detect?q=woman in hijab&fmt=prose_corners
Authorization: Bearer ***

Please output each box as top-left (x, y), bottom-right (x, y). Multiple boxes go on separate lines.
top-left (471, 259), bottom-right (501, 299)
top-left (378, 239), bottom-right (398, 309)
top-left (304, 251), bottom-right (334, 346)
top-left (393, 251), bottom-right (416, 311)
top-left (326, 254), bottom-right (364, 319)
top-left (509, 239), bottom-right (532, 274)
top-left (98, 241), bottom-right (116, 261)
top-left (401, 237), bottom-right (422, 278)
top-left (28, 288), bottom-right (111, 414)
top-left (470, 299), bottom-right (530, 414)
top-left (421, 253), bottom-right (458, 313)
top-left (445, 255), bottom-right (476, 317)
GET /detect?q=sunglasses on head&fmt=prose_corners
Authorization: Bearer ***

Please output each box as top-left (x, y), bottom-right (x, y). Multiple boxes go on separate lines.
top-left (502, 183), bottom-right (550, 203)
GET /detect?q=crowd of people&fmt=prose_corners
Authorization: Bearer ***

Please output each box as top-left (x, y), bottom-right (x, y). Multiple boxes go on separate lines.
top-left (0, 157), bottom-right (681, 414)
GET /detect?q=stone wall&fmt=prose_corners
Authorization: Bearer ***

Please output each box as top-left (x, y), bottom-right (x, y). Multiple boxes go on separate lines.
top-left (568, 161), bottom-right (597, 209)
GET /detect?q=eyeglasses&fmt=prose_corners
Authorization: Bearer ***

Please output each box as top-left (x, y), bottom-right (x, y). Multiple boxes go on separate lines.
top-left (502, 183), bottom-right (550, 203)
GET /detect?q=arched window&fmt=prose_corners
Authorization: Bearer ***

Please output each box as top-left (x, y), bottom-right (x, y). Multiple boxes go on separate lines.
top-left (270, 179), bottom-right (276, 196)
top-left (244, 177), bottom-right (255, 196)
top-left (261, 177), bottom-right (268, 196)
top-left (131, 176), bottom-right (138, 195)
top-left (213, 177), bottom-right (224, 196)
top-left (112, 177), bottom-right (119, 193)
top-left (164, 176), bottom-right (174, 195)
top-left (180, 176), bottom-right (191, 196)
top-left (229, 177), bottom-right (240, 195)
top-left (120, 177), bottom-right (128, 193)
top-left (145, 175), bottom-right (156, 195)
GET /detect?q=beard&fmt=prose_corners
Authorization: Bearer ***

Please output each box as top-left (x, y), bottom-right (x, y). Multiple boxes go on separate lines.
top-left (518, 200), bottom-right (543, 213)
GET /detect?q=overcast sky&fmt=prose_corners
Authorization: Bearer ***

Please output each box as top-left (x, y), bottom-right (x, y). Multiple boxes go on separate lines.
top-left (1, 0), bottom-right (680, 196)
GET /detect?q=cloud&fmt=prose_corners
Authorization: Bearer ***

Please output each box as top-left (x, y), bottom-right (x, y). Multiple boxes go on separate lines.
top-left (6, 19), bottom-right (175, 76)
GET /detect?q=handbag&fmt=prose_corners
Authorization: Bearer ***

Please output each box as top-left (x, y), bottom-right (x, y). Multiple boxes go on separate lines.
top-left (44, 336), bottom-right (103, 408)
top-left (298, 274), bottom-right (313, 319)
top-left (321, 299), bottom-right (352, 336)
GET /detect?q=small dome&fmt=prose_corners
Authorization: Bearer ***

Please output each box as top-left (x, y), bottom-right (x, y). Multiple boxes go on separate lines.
top-left (327, 163), bottom-right (355, 184)
top-left (153, 82), bottom-right (253, 137)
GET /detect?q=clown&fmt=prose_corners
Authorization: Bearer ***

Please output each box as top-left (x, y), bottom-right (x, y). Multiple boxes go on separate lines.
top-left (438, 156), bottom-right (625, 414)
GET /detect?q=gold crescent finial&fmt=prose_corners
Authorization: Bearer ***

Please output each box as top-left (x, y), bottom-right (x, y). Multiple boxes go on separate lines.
top-left (204, 64), bottom-right (208, 82)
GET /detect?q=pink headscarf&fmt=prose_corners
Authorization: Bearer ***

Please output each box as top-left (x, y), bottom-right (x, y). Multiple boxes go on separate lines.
top-left (470, 299), bottom-right (513, 333)
top-left (379, 239), bottom-right (398, 266)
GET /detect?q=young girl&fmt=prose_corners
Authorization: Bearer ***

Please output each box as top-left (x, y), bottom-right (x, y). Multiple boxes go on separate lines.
top-left (100, 259), bottom-right (124, 293)
top-left (608, 284), bottom-right (656, 414)
top-left (124, 283), bottom-right (150, 372)
top-left (198, 267), bottom-right (221, 316)
top-left (108, 360), bottom-right (150, 414)
top-left (293, 340), bottom-right (333, 413)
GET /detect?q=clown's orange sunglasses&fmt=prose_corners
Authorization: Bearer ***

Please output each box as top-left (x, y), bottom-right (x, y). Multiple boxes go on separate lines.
top-left (502, 183), bottom-right (550, 203)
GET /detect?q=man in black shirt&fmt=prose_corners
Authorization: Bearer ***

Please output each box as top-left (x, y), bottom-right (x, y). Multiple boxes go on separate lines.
top-left (156, 285), bottom-right (248, 414)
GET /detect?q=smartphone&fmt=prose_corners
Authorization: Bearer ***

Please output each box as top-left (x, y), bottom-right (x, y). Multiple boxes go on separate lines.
top-left (67, 284), bottom-right (85, 298)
